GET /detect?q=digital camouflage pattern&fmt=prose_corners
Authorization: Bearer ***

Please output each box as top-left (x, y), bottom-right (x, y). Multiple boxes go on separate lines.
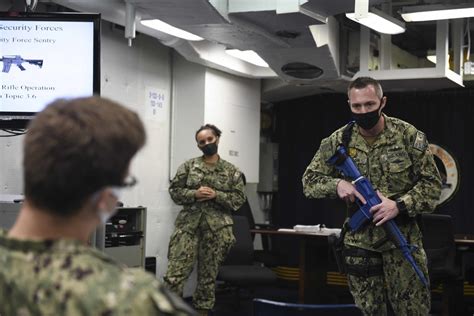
top-left (164, 220), bottom-right (234, 310)
top-left (345, 247), bottom-right (430, 315)
top-left (164, 156), bottom-right (245, 310)
top-left (302, 115), bottom-right (441, 315)
top-left (302, 115), bottom-right (441, 251)
top-left (167, 156), bottom-right (245, 234)
top-left (0, 229), bottom-right (196, 316)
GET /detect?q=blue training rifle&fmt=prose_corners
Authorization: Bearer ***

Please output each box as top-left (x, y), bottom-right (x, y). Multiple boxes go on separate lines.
top-left (327, 144), bottom-right (429, 288)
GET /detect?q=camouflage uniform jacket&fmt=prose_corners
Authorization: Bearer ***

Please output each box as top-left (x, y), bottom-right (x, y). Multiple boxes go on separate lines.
top-left (302, 115), bottom-right (442, 251)
top-left (0, 229), bottom-right (195, 316)
top-left (169, 156), bottom-right (246, 233)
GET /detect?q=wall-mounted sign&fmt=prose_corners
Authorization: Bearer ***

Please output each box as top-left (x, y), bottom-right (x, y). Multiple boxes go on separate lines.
top-left (145, 87), bottom-right (167, 122)
top-left (429, 143), bottom-right (460, 207)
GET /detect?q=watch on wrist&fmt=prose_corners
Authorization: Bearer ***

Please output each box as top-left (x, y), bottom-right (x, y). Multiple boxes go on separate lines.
top-left (396, 198), bottom-right (407, 214)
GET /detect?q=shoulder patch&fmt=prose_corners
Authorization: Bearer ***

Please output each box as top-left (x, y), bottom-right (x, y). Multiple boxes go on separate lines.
top-left (413, 131), bottom-right (427, 151)
top-left (233, 170), bottom-right (242, 183)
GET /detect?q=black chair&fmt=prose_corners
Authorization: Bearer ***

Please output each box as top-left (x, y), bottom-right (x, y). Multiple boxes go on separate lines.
top-left (419, 213), bottom-right (465, 315)
top-left (253, 298), bottom-right (362, 316)
top-left (234, 173), bottom-right (279, 267)
top-left (234, 197), bottom-right (279, 267)
top-left (217, 216), bottom-right (277, 303)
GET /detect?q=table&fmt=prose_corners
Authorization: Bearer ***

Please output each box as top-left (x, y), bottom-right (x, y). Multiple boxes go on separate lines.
top-left (454, 234), bottom-right (474, 278)
top-left (454, 234), bottom-right (474, 251)
top-left (250, 228), bottom-right (339, 303)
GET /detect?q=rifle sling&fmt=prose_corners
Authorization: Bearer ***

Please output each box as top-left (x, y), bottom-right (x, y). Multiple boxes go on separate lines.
top-left (341, 121), bottom-right (355, 149)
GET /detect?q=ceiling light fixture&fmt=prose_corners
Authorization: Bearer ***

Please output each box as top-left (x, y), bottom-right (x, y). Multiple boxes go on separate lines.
top-left (225, 49), bottom-right (269, 67)
top-left (140, 19), bottom-right (204, 41)
top-left (426, 52), bottom-right (451, 65)
top-left (401, 4), bottom-right (474, 22)
top-left (346, 0), bottom-right (405, 35)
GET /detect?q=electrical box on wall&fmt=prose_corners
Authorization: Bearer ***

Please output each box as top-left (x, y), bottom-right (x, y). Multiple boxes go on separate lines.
top-left (258, 142), bottom-right (278, 192)
top-left (94, 207), bottom-right (147, 268)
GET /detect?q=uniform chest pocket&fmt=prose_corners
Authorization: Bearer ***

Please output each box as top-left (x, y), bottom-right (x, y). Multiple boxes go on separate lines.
top-left (186, 171), bottom-right (203, 188)
top-left (352, 154), bottom-right (368, 176)
top-left (215, 173), bottom-right (232, 191)
top-left (383, 152), bottom-right (413, 192)
top-left (385, 152), bottom-right (412, 173)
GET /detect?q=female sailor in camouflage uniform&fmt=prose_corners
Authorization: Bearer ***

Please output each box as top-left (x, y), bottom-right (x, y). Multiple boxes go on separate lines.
top-left (164, 124), bottom-right (245, 316)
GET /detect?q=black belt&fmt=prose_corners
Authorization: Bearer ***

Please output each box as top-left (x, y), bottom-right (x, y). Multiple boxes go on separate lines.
top-left (343, 247), bottom-right (381, 258)
top-left (343, 247), bottom-right (384, 277)
top-left (345, 264), bottom-right (384, 277)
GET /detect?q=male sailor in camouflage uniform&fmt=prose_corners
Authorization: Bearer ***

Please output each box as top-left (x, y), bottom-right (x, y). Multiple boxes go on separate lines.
top-left (302, 77), bottom-right (441, 315)
top-left (0, 97), bottom-right (195, 316)
top-left (164, 124), bottom-right (245, 316)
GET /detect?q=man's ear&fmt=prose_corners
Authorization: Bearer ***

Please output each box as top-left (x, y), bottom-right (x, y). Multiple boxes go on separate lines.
top-left (380, 96), bottom-right (387, 111)
top-left (92, 189), bottom-right (117, 213)
top-left (91, 189), bottom-right (108, 213)
top-left (216, 136), bottom-right (220, 145)
top-left (103, 188), bottom-right (118, 211)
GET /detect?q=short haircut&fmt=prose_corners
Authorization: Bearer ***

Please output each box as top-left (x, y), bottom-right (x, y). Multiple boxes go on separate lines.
top-left (23, 96), bottom-right (146, 216)
top-left (195, 124), bottom-right (222, 141)
top-left (347, 76), bottom-right (384, 99)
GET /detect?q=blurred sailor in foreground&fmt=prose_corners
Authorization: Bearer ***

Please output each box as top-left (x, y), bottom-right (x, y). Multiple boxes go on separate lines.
top-left (0, 96), bottom-right (196, 316)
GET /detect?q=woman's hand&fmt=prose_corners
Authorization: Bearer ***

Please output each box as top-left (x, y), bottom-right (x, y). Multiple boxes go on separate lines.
top-left (195, 186), bottom-right (216, 201)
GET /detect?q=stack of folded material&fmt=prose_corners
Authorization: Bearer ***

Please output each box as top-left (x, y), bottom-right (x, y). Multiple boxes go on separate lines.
top-left (293, 224), bottom-right (341, 236)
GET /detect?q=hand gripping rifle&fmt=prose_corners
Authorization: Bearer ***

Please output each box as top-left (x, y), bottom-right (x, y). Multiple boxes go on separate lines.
top-left (327, 144), bottom-right (429, 288)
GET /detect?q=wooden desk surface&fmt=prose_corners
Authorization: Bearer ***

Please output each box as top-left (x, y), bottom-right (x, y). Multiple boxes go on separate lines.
top-left (455, 234), bottom-right (474, 246)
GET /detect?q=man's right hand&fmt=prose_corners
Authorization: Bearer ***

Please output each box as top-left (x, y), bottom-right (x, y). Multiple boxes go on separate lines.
top-left (336, 180), bottom-right (367, 204)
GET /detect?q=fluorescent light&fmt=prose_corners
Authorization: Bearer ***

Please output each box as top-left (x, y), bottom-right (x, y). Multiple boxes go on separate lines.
top-left (346, 8), bottom-right (405, 34)
top-left (140, 19), bottom-right (203, 41)
top-left (225, 49), bottom-right (269, 67)
top-left (427, 54), bottom-right (436, 64)
top-left (426, 53), bottom-right (450, 65)
top-left (402, 4), bottom-right (474, 22)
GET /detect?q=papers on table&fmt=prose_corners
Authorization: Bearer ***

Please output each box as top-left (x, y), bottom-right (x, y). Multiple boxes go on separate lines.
top-left (278, 224), bottom-right (341, 237)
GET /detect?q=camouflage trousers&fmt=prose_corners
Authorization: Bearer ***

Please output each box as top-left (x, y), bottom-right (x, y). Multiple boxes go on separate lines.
top-left (163, 218), bottom-right (235, 310)
top-left (345, 246), bottom-right (430, 316)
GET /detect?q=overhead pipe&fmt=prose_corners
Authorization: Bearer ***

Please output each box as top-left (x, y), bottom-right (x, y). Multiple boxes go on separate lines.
top-left (125, 0), bottom-right (136, 47)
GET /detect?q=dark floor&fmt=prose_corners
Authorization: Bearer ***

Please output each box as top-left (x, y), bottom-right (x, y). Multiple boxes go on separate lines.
top-left (186, 282), bottom-right (358, 316)
top-left (183, 283), bottom-right (474, 316)
top-left (184, 283), bottom-right (300, 316)
top-left (212, 283), bottom-right (299, 316)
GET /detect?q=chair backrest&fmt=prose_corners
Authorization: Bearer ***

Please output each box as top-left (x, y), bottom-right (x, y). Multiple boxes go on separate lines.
top-left (222, 215), bottom-right (254, 266)
top-left (253, 299), bottom-right (362, 316)
top-left (419, 213), bottom-right (457, 279)
top-left (233, 198), bottom-right (256, 232)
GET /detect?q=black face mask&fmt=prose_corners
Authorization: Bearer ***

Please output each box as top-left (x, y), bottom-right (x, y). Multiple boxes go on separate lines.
top-left (200, 142), bottom-right (218, 156)
top-left (351, 106), bottom-right (381, 130)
